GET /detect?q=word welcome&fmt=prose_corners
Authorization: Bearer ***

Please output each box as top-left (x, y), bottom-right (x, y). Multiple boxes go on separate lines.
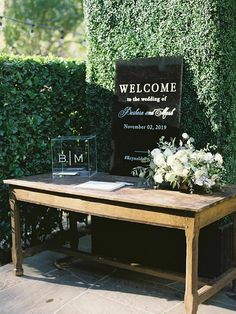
top-left (118, 107), bottom-right (176, 119)
top-left (119, 82), bottom-right (177, 94)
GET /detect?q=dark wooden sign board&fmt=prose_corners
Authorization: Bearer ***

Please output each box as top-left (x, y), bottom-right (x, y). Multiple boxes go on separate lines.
top-left (93, 56), bottom-right (184, 269)
top-left (111, 56), bottom-right (183, 175)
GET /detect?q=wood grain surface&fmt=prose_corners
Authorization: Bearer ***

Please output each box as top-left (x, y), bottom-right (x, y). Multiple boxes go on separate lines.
top-left (4, 173), bottom-right (236, 212)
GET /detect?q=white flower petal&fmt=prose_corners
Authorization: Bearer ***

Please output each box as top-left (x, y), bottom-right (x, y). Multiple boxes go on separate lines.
top-left (151, 148), bottom-right (161, 157)
top-left (163, 148), bottom-right (173, 157)
top-left (182, 133), bottom-right (189, 139)
top-left (153, 173), bottom-right (163, 183)
top-left (215, 153), bottom-right (223, 165)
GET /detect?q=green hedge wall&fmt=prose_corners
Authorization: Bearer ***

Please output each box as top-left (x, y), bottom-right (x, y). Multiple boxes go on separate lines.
top-left (84, 0), bottom-right (236, 180)
top-left (0, 55), bottom-right (86, 256)
top-left (0, 55), bottom-right (86, 179)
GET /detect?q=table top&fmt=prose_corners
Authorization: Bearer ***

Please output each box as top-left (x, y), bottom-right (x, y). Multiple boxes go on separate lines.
top-left (4, 173), bottom-right (236, 213)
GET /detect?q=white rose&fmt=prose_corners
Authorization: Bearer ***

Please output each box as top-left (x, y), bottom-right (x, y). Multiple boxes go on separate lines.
top-left (182, 133), bottom-right (189, 140)
top-left (175, 150), bottom-right (186, 158)
top-left (165, 172), bottom-right (176, 182)
top-left (153, 154), bottom-right (166, 166)
top-left (195, 178), bottom-right (204, 186)
top-left (190, 152), bottom-right (198, 161)
top-left (167, 155), bottom-right (175, 167)
top-left (175, 150), bottom-right (188, 164)
top-left (182, 168), bottom-right (189, 177)
top-left (172, 162), bottom-right (184, 176)
top-left (163, 148), bottom-right (173, 157)
top-left (153, 173), bottom-right (163, 183)
top-left (197, 150), bottom-right (206, 162)
top-left (195, 169), bottom-right (204, 179)
top-left (215, 153), bottom-right (223, 165)
top-left (151, 148), bottom-right (161, 157)
top-left (180, 155), bottom-right (188, 164)
top-left (204, 152), bottom-right (213, 163)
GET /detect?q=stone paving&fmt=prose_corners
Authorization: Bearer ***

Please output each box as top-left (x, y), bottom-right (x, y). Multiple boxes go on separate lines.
top-left (0, 237), bottom-right (236, 314)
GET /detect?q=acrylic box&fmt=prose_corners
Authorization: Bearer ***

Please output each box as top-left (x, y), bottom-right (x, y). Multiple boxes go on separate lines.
top-left (51, 135), bottom-right (97, 178)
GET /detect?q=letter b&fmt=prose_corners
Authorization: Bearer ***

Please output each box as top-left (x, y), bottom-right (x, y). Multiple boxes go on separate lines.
top-left (58, 154), bottom-right (67, 163)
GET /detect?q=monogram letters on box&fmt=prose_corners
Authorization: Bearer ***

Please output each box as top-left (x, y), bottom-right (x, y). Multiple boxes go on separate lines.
top-left (51, 135), bottom-right (97, 178)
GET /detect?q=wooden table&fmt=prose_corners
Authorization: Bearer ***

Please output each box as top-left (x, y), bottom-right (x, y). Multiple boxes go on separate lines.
top-left (3, 173), bottom-right (236, 314)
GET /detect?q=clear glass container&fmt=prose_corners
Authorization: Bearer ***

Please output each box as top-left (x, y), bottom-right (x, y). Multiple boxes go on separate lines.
top-left (51, 135), bottom-right (97, 178)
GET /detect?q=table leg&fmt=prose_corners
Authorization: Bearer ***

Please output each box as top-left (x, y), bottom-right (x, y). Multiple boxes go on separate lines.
top-left (184, 219), bottom-right (199, 314)
top-left (69, 212), bottom-right (79, 250)
top-left (232, 214), bottom-right (236, 292)
top-left (9, 188), bottom-right (23, 276)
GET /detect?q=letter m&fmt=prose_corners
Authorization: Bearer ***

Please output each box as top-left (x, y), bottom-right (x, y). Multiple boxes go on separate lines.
top-left (74, 154), bottom-right (83, 163)
top-left (160, 83), bottom-right (169, 92)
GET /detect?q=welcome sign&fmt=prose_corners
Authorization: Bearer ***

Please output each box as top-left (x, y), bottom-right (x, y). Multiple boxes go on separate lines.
top-left (111, 56), bottom-right (183, 175)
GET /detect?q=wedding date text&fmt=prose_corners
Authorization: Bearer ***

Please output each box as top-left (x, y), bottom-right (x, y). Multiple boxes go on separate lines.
top-left (123, 124), bottom-right (167, 131)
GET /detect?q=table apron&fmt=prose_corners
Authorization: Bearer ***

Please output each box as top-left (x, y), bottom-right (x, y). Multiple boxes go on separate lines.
top-left (12, 187), bottom-right (192, 230)
top-left (199, 199), bottom-right (236, 228)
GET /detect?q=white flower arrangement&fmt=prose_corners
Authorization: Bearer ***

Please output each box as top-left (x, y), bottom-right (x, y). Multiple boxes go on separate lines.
top-left (132, 133), bottom-right (225, 193)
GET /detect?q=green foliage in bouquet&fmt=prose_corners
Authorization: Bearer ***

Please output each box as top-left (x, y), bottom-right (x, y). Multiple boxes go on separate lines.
top-left (132, 133), bottom-right (226, 193)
